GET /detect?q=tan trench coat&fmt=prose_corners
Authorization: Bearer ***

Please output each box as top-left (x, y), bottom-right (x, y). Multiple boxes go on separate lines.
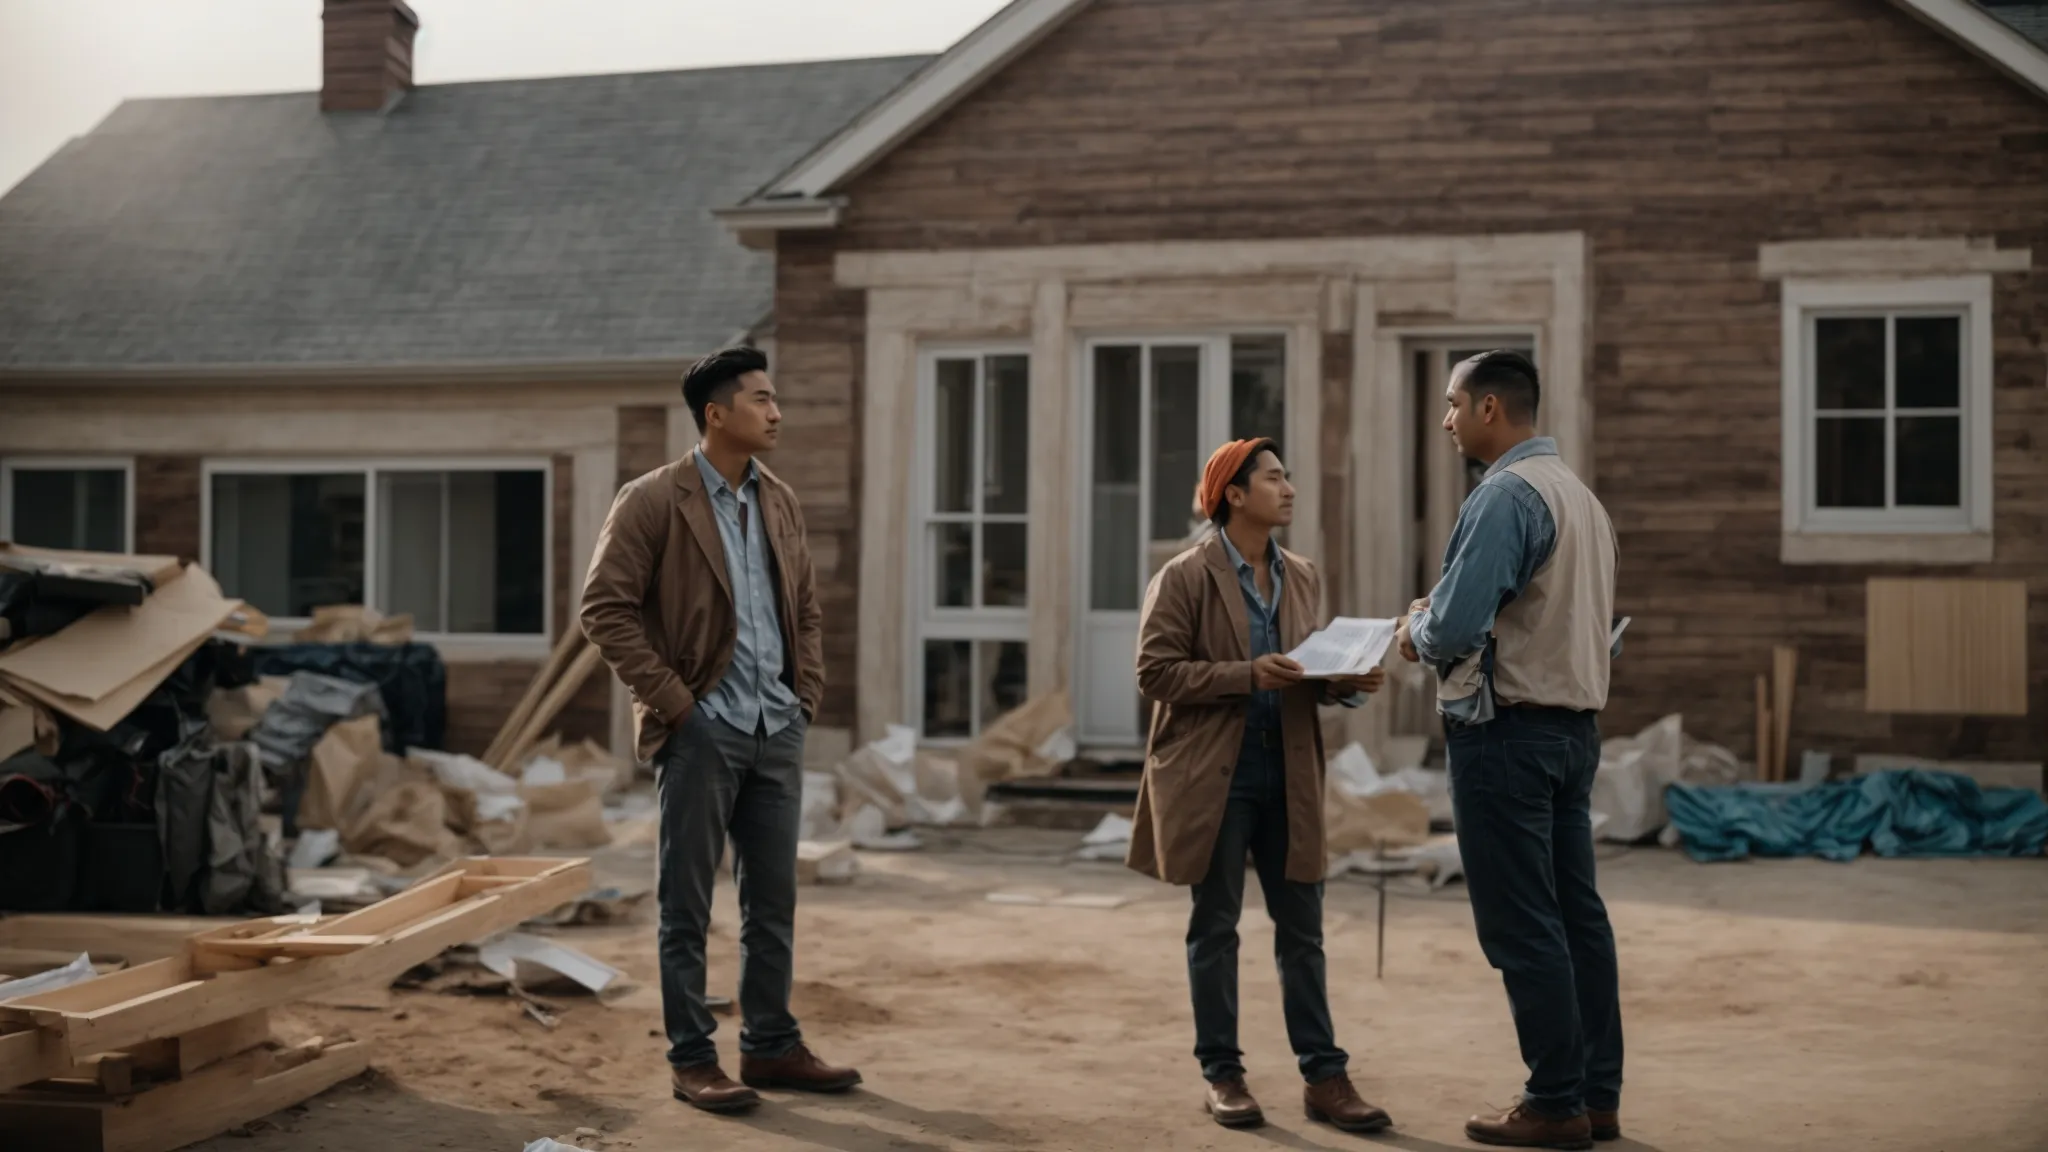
top-left (1125, 534), bottom-right (1330, 886)
top-left (579, 450), bottom-right (825, 764)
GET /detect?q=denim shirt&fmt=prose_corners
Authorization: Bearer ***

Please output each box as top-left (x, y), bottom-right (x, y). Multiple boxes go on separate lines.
top-left (1409, 437), bottom-right (1621, 723)
top-left (693, 451), bottom-right (802, 736)
top-left (1218, 533), bottom-right (1286, 733)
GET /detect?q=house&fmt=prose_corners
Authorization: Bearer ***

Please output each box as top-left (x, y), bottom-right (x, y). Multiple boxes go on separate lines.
top-left (4, 0), bottom-right (2043, 769)
top-left (721, 0), bottom-right (2047, 764)
top-left (0, 1), bottom-right (926, 756)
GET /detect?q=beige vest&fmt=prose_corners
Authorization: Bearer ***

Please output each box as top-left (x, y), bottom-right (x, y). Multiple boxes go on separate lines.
top-left (1492, 454), bottom-right (1617, 710)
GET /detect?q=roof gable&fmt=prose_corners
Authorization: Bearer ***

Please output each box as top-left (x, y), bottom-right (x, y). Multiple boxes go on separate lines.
top-left (721, 0), bottom-right (2048, 236)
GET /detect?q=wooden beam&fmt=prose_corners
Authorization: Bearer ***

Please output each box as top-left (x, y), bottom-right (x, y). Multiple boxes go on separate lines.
top-left (0, 859), bottom-right (588, 1063)
top-left (483, 626), bottom-right (585, 769)
top-left (0, 1039), bottom-right (371, 1152)
top-left (500, 645), bottom-right (604, 770)
top-left (0, 918), bottom-right (235, 964)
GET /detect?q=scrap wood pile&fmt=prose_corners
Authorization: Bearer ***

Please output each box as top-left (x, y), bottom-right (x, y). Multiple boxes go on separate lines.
top-left (0, 856), bottom-right (590, 1152)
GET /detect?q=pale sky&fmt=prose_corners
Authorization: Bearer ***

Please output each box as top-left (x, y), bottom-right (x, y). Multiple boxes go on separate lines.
top-left (0, 0), bottom-right (1011, 195)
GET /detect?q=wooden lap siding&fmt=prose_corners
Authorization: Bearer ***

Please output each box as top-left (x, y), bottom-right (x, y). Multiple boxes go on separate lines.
top-left (772, 0), bottom-right (2048, 760)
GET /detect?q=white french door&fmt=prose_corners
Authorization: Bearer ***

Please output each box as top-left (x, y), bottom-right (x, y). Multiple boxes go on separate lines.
top-left (1075, 338), bottom-right (1233, 748)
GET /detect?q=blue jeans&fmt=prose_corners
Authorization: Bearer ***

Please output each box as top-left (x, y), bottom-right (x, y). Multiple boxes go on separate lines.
top-left (1447, 706), bottom-right (1623, 1117)
top-left (655, 708), bottom-right (807, 1069)
top-left (1186, 733), bottom-right (1348, 1085)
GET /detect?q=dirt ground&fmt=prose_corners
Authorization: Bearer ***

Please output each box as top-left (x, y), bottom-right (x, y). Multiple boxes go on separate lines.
top-left (191, 827), bottom-right (2048, 1152)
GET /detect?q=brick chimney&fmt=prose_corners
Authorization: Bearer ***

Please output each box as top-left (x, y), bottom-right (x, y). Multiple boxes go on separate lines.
top-left (321, 0), bottom-right (420, 112)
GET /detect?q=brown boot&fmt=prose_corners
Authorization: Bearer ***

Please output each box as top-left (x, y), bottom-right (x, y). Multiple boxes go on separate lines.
top-left (1204, 1077), bottom-right (1264, 1128)
top-left (670, 1063), bottom-right (760, 1113)
top-left (1303, 1072), bottom-right (1392, 1134)
top-left (1465, 1103), bottom-right (1593, 1150)
top-left (739, 1043), bottom-right (862, 1093)
top-left (1588, 1109), bottom-right (1620, 1142)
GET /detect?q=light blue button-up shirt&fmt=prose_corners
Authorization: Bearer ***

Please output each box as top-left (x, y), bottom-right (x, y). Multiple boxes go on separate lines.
top-left (693, 451), bottom-right (802, 736)
top-left (1409, 437), bottom-right (1620, 723)
top-left (1216, 532), bottom-right (1364, 719)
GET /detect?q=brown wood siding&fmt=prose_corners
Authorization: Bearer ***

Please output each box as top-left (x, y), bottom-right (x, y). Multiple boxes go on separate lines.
top-left (772, 235), bottom-right (869, 731)
top-left (616, 405), bottom-right (670, 488)
top-left (443, 659), bottom-right (609, 757)
top-left (550, 452), bottom-right (574, 641)
top-left (133, 456), bottom-right (202, 562)
top-left (775, 0), bottom-right (2048, 760)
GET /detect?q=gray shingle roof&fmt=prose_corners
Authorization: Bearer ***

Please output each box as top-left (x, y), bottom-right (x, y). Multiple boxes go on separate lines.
top-left (0, 55), bottom-right (927, 370)
top-left (1981, 2), bottom-right (2048, 49)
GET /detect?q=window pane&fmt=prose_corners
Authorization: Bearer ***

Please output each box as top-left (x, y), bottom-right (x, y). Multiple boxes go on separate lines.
top-left (485, 470), bottom-right (546, 635)
top-left (1230, 335), bottom-right (1286, 450)
top-left (922, 639), bottom-right (972, 739)
top-left (1814, 417), bottom-right (1885, 508)
top-left (932, 359), bottom-right (975, 514)
top-left (377, 472), bottom-right (445, 632)
top-left (1895, 316), bottom-right (1961, 409)
top-left (983, 354), bottom-right (1030, 515)
top-left (1090, 346), bottom-right (1141, 611)
top-left (1813, 317), bottom-right (1885, 410)
top-left (9, 469), bottom-right (125, 553)
top-left (982, 522), bottom-right (1027, 608)
top-left (932, 523), bottom-right (972, 608)
top-left (1895, 416), bottom-right (1962, 507)
top-left (445, 470), bottom-right (545, 635)
top-left (1151, 345), bottom-right (1202, 545)
top-left (977, 640), bottom-right (1029, 733)
top-left (211, 473), bottom-right (365, 617)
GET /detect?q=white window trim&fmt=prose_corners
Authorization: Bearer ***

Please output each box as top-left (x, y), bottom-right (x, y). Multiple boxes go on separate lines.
top-left (0, 455), bottom-right (137, 554)
top-left (200, 457), bottom-right (554, 649)
top-left (1779, 276), bottom-right (1993, 565)
top-left (910, 345), bottom-right (1033, 745)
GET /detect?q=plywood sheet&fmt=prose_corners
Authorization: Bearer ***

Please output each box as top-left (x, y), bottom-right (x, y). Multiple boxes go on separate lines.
top-left (1865, 579), bottom-right (2028, 716)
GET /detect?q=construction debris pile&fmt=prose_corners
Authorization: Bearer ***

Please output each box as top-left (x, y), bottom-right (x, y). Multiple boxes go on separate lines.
top-left (0, 855), bottom-right (591, 1152)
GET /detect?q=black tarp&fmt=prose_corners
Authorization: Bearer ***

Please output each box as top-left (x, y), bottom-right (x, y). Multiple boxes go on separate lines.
top-left (253, 643), bottom-right (447, 752)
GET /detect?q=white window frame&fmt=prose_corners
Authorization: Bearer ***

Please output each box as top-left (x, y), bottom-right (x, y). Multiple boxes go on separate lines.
top-left (1780, 276), bottom-right (1993, 565)
top-left (200, 457), bottom-right (554, 648)
top-left (910, 345), bottom-right (1032, 744)
top-left (0, 456), bottom-right (137, 554)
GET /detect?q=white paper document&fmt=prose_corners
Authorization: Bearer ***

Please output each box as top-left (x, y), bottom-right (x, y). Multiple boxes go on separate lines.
top-left (1285, 617), bottom-right (1398, 678)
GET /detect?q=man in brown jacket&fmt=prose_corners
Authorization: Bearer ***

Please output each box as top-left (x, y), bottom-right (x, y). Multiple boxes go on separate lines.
top-left (1127, 438), bottom-right (1393, 1134)
top-left (580, 346), bottom-right (858, 1114)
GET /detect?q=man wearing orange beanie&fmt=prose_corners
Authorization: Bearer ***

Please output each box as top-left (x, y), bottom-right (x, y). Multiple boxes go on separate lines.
top-left (1125, 437), bottom-right (1394, 1134)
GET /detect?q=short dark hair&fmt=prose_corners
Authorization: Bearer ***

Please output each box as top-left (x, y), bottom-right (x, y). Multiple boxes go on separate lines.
top-left (1454, 349), bottom-right (1541, 424)
top-left (1209, 438), bottom-right (1280, 529)
top-left (683, 345), bottom-right (769, 432)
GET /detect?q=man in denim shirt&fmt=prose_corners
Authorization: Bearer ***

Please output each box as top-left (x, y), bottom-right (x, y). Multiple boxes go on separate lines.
top-left (1396, 351), bottom-right (1624, 1150)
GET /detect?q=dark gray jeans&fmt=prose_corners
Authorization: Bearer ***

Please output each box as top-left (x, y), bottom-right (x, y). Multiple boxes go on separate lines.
top-left (656, 707), bottom-right (806, 1069)
top-left (1447, 706), bottom-right (1623, 1118)
top-left (1186, 734), bottom-right (1348, 1085)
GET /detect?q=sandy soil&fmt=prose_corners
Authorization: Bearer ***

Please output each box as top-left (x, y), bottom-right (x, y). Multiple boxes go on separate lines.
top-left (191, 827), bottom-right (2048, 1152)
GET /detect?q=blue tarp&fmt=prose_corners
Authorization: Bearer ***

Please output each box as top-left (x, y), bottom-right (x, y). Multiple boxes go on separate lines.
top-left (1665, 769), bottom-right (2048, 862)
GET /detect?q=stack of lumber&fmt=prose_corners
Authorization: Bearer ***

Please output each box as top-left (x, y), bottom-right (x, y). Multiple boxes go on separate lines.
top-left (0, 856), bottom-right (589, 1152)
top-left (483, 627), bottom-right (605, 773)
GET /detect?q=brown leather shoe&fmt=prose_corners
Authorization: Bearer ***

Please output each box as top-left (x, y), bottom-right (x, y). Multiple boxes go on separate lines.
top-left (1588, 1109), bottom-right (1620, 1142)
top-left (1465, 1103), bottom-right (1593, 1150)
top-left (739, 1043), bottom-right (862, 1093)
top-left (1303, 1072), bottom-right (1392, 1134)
top-left (1204, 1077), bottom-right (1264, 1128)
top-left (670, 1063), bottom-right (760, 1113)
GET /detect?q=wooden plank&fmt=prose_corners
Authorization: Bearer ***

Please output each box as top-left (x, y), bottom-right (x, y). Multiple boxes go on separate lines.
top-left (122, 1010), bottom-right (271, 1079)
top-left (1866, 579), bottom-right (2029, 716)
top-left (297, 873), bottom-right (464, 940)
top-left (484, 626), bottom-right (586, 769)
top-left (1773, 645), bottom-right (1797, 782)
top-left (501, 645), bottom-right (605, 770)
top-left (0, 917), bottom-right (235, 964)
top-left (1754, 674), bottom-right (1773, 781)
top-left (3, 860), bottom-right (588, 1061)
top-left (0, 1040), bottom-right (372, 1152)
top-left (0, 1027), bottom-right (70, 1093)
top-left (194, 936), bottom-right (383, 960)
top-left (0, 949), bottom-right (126, 978)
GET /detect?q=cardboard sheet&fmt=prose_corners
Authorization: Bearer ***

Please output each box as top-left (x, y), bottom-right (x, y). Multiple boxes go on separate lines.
top-left (0, 564), bottom-right (240, 702)
top-left (0, 542), bottom-right (183, 587)
top-left (2, 630), bottom-right (214, 730)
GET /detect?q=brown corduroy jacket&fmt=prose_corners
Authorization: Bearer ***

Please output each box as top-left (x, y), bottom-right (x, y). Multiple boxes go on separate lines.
top-left (579, 450), bottom-right (824, 763)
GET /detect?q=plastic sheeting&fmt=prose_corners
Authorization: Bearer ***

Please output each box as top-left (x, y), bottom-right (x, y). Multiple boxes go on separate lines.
top-left (253, 642), bottom-right (446, 753)
top-left (1666, 769), bottom-right (2048, 862)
